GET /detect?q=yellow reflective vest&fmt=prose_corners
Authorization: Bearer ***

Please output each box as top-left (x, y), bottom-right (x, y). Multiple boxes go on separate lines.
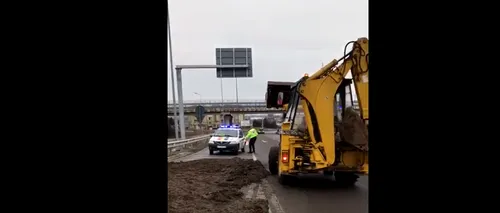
top-left (245, 128), bottom-right (259, 139)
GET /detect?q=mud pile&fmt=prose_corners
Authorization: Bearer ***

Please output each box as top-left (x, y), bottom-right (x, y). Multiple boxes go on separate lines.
top-left (168, 158), bottom-right (270, 213)
top-left (339, 107), bottom-right (369, 150)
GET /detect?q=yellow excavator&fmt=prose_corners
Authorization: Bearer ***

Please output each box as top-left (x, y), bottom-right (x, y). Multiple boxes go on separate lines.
top-left (266, 37), bottom-right (369, 185)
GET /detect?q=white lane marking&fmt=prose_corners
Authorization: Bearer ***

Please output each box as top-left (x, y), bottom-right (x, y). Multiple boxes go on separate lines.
top-left (261, 140), bottom-right (267, 143)
top-left (252, 153), bottom-right (257, 161)
top-left (269, 193), bottom-right (285, 213)
top-left (262, 179), bottom-right (285, 213)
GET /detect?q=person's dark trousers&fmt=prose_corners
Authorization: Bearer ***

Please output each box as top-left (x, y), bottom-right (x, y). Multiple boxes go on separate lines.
top-left (249, 137), bottom-right (257, 153)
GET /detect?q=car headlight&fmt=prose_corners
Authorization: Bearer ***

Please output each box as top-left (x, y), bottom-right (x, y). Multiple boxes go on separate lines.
top-left (230, 141), bottom-right (239, 144)
top-left (208, 140), bottom-right (214, 144)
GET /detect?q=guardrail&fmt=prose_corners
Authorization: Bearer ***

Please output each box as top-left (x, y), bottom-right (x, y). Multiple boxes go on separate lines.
top-left (167, 134), bottom-right (212, 156)
top-left (168, 99), bottom-right (265, 104)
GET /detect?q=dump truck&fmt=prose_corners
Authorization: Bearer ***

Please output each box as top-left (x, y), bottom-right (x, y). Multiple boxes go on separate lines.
top-left (266, 37), bottom-right (369, 185)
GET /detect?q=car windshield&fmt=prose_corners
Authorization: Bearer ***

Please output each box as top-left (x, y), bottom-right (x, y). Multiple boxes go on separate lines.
top-left (213, 129), bottom-right (238, 137)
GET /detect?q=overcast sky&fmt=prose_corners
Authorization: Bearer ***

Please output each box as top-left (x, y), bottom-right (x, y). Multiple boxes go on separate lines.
top-left (167, 0), bottom-right (368, 102)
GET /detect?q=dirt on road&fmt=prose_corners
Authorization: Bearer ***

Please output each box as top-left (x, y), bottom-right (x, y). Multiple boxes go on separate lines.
top-left (168, 158), bottom-right (270, 213)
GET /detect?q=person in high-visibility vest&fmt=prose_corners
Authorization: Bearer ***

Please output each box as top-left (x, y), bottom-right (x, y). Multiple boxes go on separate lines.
top-left (245, 128), bottom-right (259, 153)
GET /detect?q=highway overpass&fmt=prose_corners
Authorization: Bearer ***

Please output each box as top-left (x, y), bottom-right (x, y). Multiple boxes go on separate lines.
top-left (167, 100), bottom-right (282, 115)
top-left (167, 99), bottom-right (359, 115)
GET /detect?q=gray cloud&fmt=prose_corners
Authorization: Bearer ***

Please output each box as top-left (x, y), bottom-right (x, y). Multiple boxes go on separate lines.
top-left (168, 0), bottom-right (368, 102)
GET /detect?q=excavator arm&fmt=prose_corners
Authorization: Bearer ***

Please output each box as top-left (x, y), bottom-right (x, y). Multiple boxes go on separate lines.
top-left (294, 37), bottom-right (368, 166)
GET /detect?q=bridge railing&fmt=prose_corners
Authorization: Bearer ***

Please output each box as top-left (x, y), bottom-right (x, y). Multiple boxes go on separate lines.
top-left (166, 108), bottom-right (283, 114)
top-left (168, 100), bottom-right (360, 107)
top-left (167, 102), bottom-right (267, 108)
top-left (167, 99), bottom-right (264, 104)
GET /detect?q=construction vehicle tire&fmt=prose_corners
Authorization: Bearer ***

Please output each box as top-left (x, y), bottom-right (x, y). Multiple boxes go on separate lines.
top-left (278, 174), bottom-right (292, 185)
top-left (323, 171), bottom-right (334, 176)
top-left (334, 172), bottom-right (358, 186)
top-left (268, 146), bottom-right (280, 175)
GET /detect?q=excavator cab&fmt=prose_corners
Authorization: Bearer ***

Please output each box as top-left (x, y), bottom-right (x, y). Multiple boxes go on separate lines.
top-left (278, 79), bottom-right (357, 138)
top-left (334, 79), bottom-right (355, 121)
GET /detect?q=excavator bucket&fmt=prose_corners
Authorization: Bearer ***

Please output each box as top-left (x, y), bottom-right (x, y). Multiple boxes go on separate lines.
top-left (335, 79), bottom-right (368, 150)
top-left (339, 107), bottom-right (369, 151)
top-left (266, 81), bottom-right (295, 109)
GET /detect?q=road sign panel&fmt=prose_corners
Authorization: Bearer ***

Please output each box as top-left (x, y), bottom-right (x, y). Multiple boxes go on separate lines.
top-left (195, 105), bottom-right (206, 122)
top-left (215, 48), bottom-right (252, 78)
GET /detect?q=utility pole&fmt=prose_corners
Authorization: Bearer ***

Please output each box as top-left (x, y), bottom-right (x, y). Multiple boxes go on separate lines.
top-left (167, 4), bottom-right (179, 139)
top-left (235, 78), bottom-right (239, 103)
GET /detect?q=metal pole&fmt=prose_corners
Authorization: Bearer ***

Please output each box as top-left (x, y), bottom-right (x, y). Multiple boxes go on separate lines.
top-left (194, 92), bottom-right (201, 103)
top-left (176, 68), bottom-right (186, 139)
top-left (232, 48), bottom-right (237, 103)
top-left (235, 78), bottom-right (239, 103)
top-left (167, 7), bottom-right (179, 140)
top-left (220, 78), bottom-right (224, 112)
top-left (194, 92), bottom-right (202, 130)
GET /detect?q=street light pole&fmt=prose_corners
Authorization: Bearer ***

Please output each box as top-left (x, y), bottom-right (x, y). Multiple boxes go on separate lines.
top-left (194, 92), bottom-right (202, 103)
top-left (167, 5), bottom-right (179, 140)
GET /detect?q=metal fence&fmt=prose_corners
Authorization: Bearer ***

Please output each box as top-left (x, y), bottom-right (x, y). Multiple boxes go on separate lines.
top-left (167, 134), bottom-right (211, 149)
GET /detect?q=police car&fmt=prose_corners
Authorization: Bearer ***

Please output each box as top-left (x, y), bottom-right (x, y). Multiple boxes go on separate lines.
top-left (208, 125), bottom-right (245, 155)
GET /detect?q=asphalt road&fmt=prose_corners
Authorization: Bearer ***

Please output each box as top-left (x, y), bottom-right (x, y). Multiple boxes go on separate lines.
top-left (173, 130), bottom-right (368, 213)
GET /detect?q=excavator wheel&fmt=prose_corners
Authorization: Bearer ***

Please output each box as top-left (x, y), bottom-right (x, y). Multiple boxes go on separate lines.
top-left (334, 172), bottom-right (359, 187)
top-left (278, 174), bottom-right (292, 185)
top-left (268, 146), bottom-right (280, 175)
top-left (323, 171), bottom-right (334, 176)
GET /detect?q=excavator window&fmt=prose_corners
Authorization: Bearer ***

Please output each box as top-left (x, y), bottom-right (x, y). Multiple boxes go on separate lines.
top-left (284, 88), bottom-right (297, 126)
top-left (284, 85), bottom-right (307, 133)
top-left (334, 79), bottom-right (356, 122)
top-left (335, 93), bottom-right (343, 121)
top-left (291, 100), bottom-right (306, 132)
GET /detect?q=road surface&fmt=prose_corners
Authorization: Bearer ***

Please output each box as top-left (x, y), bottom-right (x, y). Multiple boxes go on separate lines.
top-left (173, 130), bottom-right (368, 213)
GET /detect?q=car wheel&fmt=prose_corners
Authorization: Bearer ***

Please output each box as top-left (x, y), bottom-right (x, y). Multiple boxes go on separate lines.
top-left (209, 149), bottom-right (214, 155)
